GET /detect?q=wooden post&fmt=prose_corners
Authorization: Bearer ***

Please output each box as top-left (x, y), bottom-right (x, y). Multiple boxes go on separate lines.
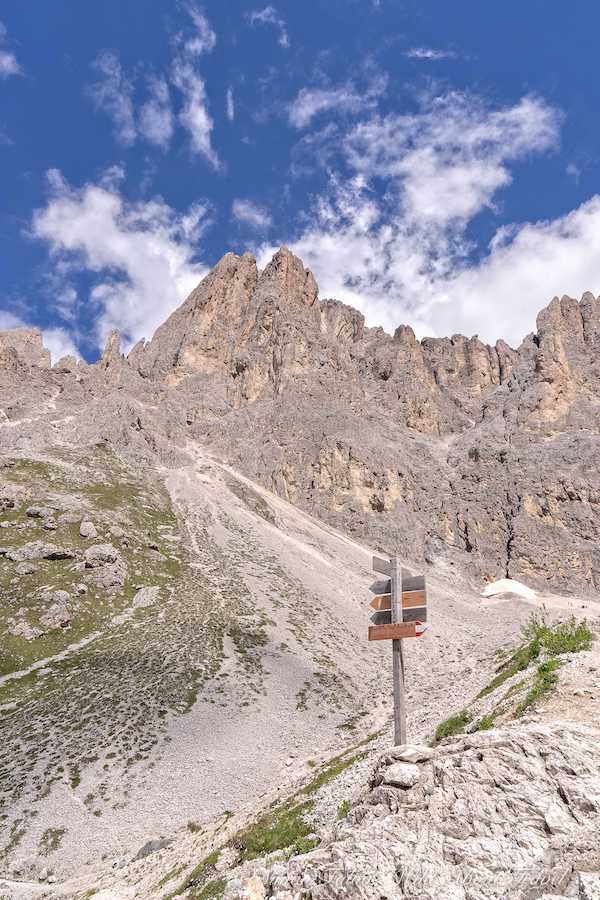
top-left (391, 556), bottom-right (407, 745)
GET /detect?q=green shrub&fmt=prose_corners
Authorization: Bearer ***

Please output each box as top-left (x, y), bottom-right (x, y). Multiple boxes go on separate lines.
top-left (433, 710), bottom-right (472, 745)
top-left (478, 611), bottom-right (592, 700)
top-left (521, 610), bottom-right (593, 657)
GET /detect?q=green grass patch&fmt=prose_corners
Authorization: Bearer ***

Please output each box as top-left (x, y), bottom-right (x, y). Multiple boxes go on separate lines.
top-left (157, 864), bottom-right (187, 889)
top-left (232, 797), bottom-right (316, 861)
top-left (336, 800), bottom-right (351, 820)
top-left (473, 713), bottom-right (496, 732)
top-left (169, 849), bottom-right (220, 899)
top-left (521, 610), bottom-right (593, 656)
top-left (433, 710), bottom-right (472, 745)
top-left (478, 610), bottom-right (592, 700)
top-left (39, 827), bottom-right (65, 855)
top-left (298, 749), bottom-right (367, 797)
top-left (172, 746), bottom-right (366, 897)
top-left (194, 879), bottom-right (226, 900)
top-left (515, 658), bottom-right (562, 717)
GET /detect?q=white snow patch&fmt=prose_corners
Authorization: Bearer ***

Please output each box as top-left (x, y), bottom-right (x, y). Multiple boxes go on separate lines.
top-left (482, 578), bottom-right (537, 600)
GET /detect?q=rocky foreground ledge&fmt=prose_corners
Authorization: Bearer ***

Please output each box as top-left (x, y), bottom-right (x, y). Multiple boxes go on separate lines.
top-left (227, 722), bottom-right (600, 900)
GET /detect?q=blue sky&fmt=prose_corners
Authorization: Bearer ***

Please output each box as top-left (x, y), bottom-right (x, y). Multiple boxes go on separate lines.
top-left (2, 1), bottom-right (600, 361)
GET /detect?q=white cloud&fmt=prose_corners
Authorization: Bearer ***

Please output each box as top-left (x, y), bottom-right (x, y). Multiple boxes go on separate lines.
top-left (32, 170), bottom-right (209, 350)
top-left (288, 76), bottom-right (387, 129)
top-left (139, 76), bottom-right (174, 149)
top-left (260, 91), bottom-right (572, 346)
top-left (42, 327), bottom-right (80, 363)
top-left (88, 52), bottom-right (136, 146)
top-left (170, 7), bottom-right (219, 166)
top-left (405, 47), bottom-right (455, 61)
top-left (226, 86), bottom-right (235, 122)
top-left (0, 22), bottom-right (20, 78)
top-left (0, 311), bottom-right (24, 330)
top-left (248, 6), bottom-right (289, 48)
top-left (88, 8), bottom-right (216, 155)
top-left (0, 50), bottom-right (19, 77)
top-left (433, 197), bottom-right (600, 343)
top-left (344, 93), bottom-right (559, 228)
top-left (232, 199), bottom-right (272, 229)
top-left (171, 61), bottom-right (219, 167)
top-left (181, 5), bottom-right (216, 56)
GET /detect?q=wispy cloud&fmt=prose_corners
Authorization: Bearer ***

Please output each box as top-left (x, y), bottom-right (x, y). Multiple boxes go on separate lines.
top-left (288, 75), bottom-right (387, 129)
top-left (179, 5), bottom-right (216, 56)
top-left (261, 92), bottom-right (565, 346)
top-left (87, 6), bottom-right (217, 162)
top-left (0, 22), bottom-right (20, 78)
top-left (32, 169), bottom-right (210, 349)
top-left (226, 86), bottom-right (235, 122)
top-left (248, 6), bottom-right (290, 49)
top-left (172, 63), bottom-right (219, 167)
top-left (139, 76), bottom-right (174, 149)
top-left (88, 52), bottom-right (136, 146)
top-left (405, 47), bottom-right (456, 61)
top-left (232, 198), bottom-right (272, 229)
top-left (171, 5), bottom-right (220, 167)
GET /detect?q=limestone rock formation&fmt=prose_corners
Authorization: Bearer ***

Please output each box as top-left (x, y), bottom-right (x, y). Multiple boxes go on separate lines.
top-left (227, 722), bottom-right (600, 900)
top-left (1, 247), bottom-right (600, 594)
top-left (0, 327), bottom-right (51, 369)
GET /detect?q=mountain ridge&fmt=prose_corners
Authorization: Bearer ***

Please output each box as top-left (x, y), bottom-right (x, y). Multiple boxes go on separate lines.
top-left (2, 246), bottom-right (600, 594)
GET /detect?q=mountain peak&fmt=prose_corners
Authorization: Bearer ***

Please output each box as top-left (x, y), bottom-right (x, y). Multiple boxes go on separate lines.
top-left (256, 246), bottom-right (319, 309)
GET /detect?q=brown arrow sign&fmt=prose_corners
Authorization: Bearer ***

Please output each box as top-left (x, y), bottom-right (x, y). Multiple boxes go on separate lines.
top-left (369, 621), bottom-right (420, 641)
top-left (370, 589), bottom-right (427, 611)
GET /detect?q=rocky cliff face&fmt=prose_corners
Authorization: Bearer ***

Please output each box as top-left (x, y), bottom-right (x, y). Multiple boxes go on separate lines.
top-left (2, 247), bottom-right (600, 594)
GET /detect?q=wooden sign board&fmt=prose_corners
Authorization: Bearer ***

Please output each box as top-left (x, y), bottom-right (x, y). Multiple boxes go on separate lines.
top-left (371, 575), bottom-right (425, 594)
top-left (370, 589), bottom-right (426, 611)
top-left (369, 621), bottom-right (418, 641)
top-left (370, 578), bottom-right (391, 595)
top-left (370, 610), bottom-right (392, 626)
top-left (372, 556), bottom-right (392, 576)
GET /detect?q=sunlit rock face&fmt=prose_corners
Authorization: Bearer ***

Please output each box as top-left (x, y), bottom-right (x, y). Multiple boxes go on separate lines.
top-left (3, 248), bottom-right (600, 594)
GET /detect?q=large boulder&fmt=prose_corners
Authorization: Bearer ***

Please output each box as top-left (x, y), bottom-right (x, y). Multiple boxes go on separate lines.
top-left (39, 603), bottom-right (71, 630)
top-left (7, 541), bottom-right (75, 562)
top-left (84, 543), bottom-right (121, 567)
top-left (84, 543), bottom-right (127, 591)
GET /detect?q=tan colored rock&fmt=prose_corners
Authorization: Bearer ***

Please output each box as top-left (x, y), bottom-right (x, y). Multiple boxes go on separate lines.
top-left (0, 327), bottom-right (51, 368)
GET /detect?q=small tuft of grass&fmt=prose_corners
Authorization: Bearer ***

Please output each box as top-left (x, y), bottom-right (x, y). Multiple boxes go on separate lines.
top-left (232, 798), bottom-right (315, 862)
top-left (157, 864), bottom-right (186, 889)
top-left (187, 820), bottom-right (201, 833)
top-left (170, 849), bottom-right (220, 899)
top-left (433, 710), bottom-right (472, 745)
top-left (39, 827), bottom-right (65, 855)
top-left (473, 713), bottom-right (496, 732)
top-left (194, 878), bottom-right (226, 900)
top-left (336, 800), bottom-right (351, 820)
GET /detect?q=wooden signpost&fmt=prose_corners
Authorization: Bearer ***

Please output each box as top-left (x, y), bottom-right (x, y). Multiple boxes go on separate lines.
top-left (368, 555), bottom-right (428, 745)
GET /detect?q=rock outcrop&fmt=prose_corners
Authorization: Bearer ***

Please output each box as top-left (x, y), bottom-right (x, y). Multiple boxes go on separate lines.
top-left (226, 723), bottom-right (600, 900)
top-left (0, 327), bottom-right (51, 369)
